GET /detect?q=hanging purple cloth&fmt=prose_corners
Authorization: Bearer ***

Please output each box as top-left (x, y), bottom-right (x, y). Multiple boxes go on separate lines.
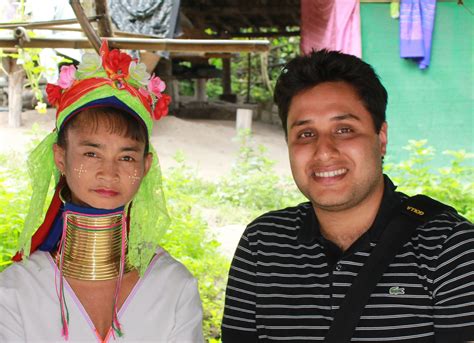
top-left (400, 0), bottom-right (437, 69)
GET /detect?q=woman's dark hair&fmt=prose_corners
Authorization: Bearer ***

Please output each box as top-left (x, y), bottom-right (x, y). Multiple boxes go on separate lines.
top-left (57, 107), bottom-right (149, 154)
top-left (274, 49), bottom-right (388, 137)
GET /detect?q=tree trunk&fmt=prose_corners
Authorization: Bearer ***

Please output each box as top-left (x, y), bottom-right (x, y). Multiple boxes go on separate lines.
top-left (6, 57), bottom-right (24, 128)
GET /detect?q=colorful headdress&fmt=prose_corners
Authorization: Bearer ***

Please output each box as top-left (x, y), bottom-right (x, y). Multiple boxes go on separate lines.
top-left (15, 41), bottom-right (171, 275)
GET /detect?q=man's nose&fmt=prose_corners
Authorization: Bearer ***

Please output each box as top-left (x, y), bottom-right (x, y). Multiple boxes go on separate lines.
top-left (313, 135), bottom-right (338, 162)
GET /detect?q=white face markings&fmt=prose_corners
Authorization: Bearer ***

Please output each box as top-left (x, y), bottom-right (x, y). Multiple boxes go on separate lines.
top-left (128, 169), bottom-right (140, 185)
top-left (73, 164), bottom-right (87, 178)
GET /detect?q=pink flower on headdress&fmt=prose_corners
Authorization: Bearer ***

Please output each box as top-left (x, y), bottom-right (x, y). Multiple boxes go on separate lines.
top-left (57, 65), bottom-right (76, 89)
top-left (46, 83), bottom-right (62, 106)
top-left (148, 76), bottom-right (166, 97)
top-left (138, 87), bottom-right (152, 104)
top-left (152, 93), bottom-right (171, 120)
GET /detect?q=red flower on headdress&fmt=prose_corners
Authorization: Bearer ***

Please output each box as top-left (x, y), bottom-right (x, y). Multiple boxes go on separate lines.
top-left (152, 93), bottom-right (171, 120)
top-left (46, 83), bottom-right (63, 106)
top-left (100, 40), bottom-right (132, 78)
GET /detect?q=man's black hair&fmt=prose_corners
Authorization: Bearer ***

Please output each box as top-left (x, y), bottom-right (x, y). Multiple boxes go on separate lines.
top-left (274, 49), bottom-right (388, 137)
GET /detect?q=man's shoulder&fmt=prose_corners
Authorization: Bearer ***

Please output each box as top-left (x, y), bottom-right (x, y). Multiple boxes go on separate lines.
top-left (244, 202), bottom-right (312, 235)
top-left (251, 202), bottom-right (311, 222)
top-left (400, 193), bottom-right (473, 238)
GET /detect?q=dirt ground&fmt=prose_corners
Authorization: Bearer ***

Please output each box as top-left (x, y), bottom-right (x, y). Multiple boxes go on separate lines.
top-left (0, 109), bottom-right (293, 257)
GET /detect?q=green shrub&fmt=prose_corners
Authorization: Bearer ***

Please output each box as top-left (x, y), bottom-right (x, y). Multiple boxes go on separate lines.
top-left (385, 140), bottom-right (473, 221)
top-left (161, 154), bottom-right (228, 340)
top-left (214, 130), bottom-right (304, 217)
top-left (0, 153), bottom-right (30, 269)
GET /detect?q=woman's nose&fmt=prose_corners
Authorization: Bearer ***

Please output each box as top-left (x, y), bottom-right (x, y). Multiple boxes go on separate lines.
top-left (97, 160), bottom-right (119, 182)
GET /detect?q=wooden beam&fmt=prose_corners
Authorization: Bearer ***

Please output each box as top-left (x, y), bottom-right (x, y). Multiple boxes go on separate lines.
top-left (0, 16), bottom-right (101, 29)
top-left (0, 37), bottom-right (270, 53)
top-left (69, 0), bottom-right (101, 53)
top-left (25, 25), bottom-right (161, 39)
top-left (95, 0), bottom-right (113, 37)
top-left (225, 30), bottom-right (300, 38)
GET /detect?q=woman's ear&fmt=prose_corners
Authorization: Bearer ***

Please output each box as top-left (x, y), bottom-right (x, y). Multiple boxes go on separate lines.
top-left (53, 143), bottom-right (66, 175)
top-left (143, 152), bottom-right (153, 177)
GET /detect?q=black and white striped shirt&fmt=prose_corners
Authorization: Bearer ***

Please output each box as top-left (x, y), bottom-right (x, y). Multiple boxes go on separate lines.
top-left (222, 177), bottom-right (474, 342)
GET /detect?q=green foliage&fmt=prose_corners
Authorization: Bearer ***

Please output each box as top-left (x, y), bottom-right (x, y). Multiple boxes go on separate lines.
top-left (154, 152), bottom-right (229, 340)
top-left (0, 153), bottom-right (30, 268)
top-left (214, 130), bottom-right (304, 215)
top-left (385, 140), bottom-right (473, 220)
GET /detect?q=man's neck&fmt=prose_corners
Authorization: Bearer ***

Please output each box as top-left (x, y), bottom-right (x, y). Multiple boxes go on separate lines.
top-left (314, 182), bottom-right (385, 252)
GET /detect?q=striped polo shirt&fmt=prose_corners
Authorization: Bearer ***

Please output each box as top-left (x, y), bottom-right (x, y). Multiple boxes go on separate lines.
top-left (221, 176), bottom-right (474, 342)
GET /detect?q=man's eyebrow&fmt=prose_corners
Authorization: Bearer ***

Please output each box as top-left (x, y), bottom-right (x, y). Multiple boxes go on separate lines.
top-left (290, 119), bottom-right (312, 130)
top-left (330, 113), bottom-right (360, 121)
top-left (289, 113), bottom-right (360, 129)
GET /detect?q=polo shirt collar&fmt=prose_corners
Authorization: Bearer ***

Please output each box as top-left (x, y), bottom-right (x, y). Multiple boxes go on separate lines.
top-left (297, 174), bottom-right (402, 246)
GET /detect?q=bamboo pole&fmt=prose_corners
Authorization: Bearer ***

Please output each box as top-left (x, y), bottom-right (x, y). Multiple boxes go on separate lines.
top-left (0, 16), bottom-right (101, 29)
top-left (0, 37), bottom-right (270, 53)
top-left (69, 0), bottom-right (101, 53)
top-left (15, 25), bottom-right (161, 40)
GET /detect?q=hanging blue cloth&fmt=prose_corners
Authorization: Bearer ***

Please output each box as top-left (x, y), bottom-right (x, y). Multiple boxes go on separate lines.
top-left (399, 0), bottom-right (437, 69)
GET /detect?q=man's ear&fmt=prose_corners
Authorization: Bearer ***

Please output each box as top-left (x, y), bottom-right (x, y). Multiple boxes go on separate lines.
top-left (53, 143), bottom-right (66, 174)
top-left (143, 152), bottom-right (153, 177)
top-left (378, 122), bottom-right (388, 157)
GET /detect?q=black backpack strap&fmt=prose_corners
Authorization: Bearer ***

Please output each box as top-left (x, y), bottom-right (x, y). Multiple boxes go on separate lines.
top-left (325, 195), bottom-right (454, 343)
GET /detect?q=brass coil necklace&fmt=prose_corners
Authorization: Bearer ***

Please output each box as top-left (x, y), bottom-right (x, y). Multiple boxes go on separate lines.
top-left (55, 209), bottom-right (133, 281)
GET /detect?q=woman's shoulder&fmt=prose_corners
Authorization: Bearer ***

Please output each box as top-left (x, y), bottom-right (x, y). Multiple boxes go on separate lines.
top-left (0, 251), bottom-right (52, 287)
top-left (143, 247), bottom-right (196, 285)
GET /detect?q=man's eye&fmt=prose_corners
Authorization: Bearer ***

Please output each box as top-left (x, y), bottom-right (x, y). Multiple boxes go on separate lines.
top-left (298, 131), bottom-right (314, 138)
top-left (336, 127), bottom-right (353, 134)
top-left (84, 152), bottom-right (96, 157)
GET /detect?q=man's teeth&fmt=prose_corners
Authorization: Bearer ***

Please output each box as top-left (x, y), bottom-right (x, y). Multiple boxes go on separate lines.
top-left (314, 168), bottom-right (347, 178)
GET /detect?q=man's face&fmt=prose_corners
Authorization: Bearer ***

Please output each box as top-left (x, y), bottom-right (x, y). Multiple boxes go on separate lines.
top-left (53, 120), bottom-right (152, 210)
top-left (286, 81), bottom-right (387, 212)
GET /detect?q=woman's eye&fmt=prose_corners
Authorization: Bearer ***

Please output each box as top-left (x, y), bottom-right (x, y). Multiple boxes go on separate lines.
top-left (121, 156), bottom-right (135, 162)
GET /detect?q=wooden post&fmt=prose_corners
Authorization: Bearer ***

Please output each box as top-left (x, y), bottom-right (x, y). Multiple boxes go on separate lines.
top-left (236, 108), bottom-right (253, 132)
top-left (246, 53), bottom-right (251, 103)
top-left (5, 57), bottom-right (24, 128)
top-left (170, 80), bottom-right (180, 108)
top-left (195, 78), bottom-right (207, 102)
top-left (219, 57), bottom-right (236, 102)
top-left (222, 57), bottom-right (231, 95)
top-left (70, 0), bottom-right (101, 53)
top-left (95, 0), bottom-right (113, 37)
